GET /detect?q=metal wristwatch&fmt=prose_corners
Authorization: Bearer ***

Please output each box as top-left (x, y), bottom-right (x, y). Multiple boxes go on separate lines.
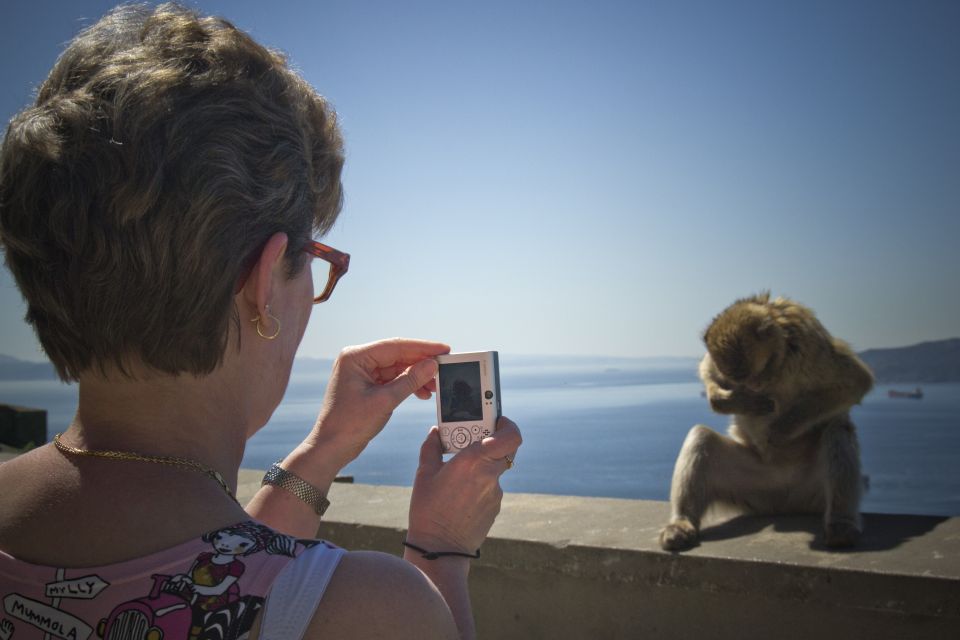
top-left (262, 461), bottom-right (331, 516)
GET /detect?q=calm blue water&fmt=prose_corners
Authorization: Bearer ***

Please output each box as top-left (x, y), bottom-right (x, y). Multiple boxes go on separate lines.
top-left (3, 357), bottom-right (959, 516)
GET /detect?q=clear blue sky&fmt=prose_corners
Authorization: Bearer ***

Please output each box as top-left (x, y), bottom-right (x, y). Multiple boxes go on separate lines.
top-left (1, 0), bottom-right (958, 361)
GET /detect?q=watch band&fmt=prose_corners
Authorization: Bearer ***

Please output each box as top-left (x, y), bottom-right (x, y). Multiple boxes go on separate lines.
top-left (262, 460), bottom-right (331, 516)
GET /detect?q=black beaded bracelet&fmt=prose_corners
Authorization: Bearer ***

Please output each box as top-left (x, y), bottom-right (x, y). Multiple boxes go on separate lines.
top-left (402, 541), bottom-right (481, 560)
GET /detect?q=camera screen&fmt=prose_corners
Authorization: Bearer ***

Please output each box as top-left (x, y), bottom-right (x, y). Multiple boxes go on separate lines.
top-left (439, 361), bottom-right (483, 423)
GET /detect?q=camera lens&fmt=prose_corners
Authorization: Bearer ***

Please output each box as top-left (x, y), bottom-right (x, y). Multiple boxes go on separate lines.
top-left (484, 390), bottom-right (493, 400)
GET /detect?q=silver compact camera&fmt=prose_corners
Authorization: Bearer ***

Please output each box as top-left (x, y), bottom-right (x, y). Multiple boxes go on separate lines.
top-left (434, 351), bottom-right (501, 454)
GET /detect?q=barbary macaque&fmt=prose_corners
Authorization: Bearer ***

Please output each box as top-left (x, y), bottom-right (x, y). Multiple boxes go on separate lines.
top-left (660, 293), bottom-right (874, 551)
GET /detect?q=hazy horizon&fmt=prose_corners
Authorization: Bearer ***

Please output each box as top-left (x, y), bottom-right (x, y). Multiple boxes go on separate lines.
top-left (3, 335), bottom-right (957, 367)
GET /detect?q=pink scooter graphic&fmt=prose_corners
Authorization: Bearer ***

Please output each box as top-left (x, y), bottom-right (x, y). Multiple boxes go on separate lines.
top-left (97, 574), bottom-right (192, 640)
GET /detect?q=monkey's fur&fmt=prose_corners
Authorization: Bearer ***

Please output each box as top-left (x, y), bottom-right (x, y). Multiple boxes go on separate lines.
top-left (660, 293), bottom-right (874, 551)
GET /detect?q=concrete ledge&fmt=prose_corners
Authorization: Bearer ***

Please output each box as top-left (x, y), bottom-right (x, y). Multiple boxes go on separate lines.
top-left (237, 473), bottom-right (960, 639)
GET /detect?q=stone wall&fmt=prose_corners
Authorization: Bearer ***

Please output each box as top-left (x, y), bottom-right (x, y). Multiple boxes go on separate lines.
top-left (235, 475), bottom-right (960, 639)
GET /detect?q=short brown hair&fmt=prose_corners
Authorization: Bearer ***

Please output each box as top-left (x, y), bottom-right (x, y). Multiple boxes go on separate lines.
top-left (0, 3), bottom-right (344, 381)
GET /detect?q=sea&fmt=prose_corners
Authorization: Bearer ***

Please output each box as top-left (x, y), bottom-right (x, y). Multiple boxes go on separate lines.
top-left (3, 356), bottom-right (959, 517)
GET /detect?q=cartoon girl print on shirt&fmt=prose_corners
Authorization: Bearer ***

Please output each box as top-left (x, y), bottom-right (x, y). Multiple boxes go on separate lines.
top-left (0, 522), bottom-right (331, 640)
top-left (167, 522), bottom-right (299, 640)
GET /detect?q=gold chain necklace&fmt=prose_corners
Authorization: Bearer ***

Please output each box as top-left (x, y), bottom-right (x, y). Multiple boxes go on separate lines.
top-left (53, 433), bottom-right (240, 506)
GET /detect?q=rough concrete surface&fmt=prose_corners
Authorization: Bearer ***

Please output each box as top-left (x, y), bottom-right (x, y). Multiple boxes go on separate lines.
top-left (237, 478), bottom-right (960, 639)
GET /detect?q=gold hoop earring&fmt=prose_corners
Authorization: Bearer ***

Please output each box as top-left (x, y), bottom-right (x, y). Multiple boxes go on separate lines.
top-left (250, 305), bottom-right (281, 340)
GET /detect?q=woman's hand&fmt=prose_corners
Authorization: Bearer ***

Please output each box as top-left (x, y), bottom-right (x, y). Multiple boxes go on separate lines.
top-left (250, 338), bottom-right (448, 538)
top-left (407, 417), bottom-right (522, 554)
top-left (307, 338), bottom-right (450, 466)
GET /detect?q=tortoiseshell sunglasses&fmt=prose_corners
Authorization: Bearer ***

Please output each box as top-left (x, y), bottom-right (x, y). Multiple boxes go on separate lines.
top-left (304, 240), bottom-right (350, 304)
top-left (234, 240), bottom-right (350, 304)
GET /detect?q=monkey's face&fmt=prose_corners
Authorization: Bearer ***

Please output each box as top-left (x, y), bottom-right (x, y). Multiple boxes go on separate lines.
top-left (710, 338), bottom-right (758, 386)
top-left (705, 307), bottom-right (785, 391)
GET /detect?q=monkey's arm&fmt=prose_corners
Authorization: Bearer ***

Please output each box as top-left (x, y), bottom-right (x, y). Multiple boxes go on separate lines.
top-left (708, 386), bottom-right (776, 416)
top-left (768, 352), bottom-right (873, 443)
top-left (702, 370), bottom-right (775, 416)
top-left (699, 353), bottom-right (775, 415)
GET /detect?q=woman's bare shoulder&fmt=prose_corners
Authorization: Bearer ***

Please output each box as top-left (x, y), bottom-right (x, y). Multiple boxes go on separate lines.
top-left (249, 550), bottom-right (459, 640)
top-left (308, 550), bottom-right (459, 639)
top-left (0, 447), bottom-right (68, 551)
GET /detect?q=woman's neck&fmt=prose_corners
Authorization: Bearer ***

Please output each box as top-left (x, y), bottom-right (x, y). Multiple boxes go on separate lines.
top-left (68, 363), bottom-right (256, 491)
top-left (0, 360), bottom-right (261, 565)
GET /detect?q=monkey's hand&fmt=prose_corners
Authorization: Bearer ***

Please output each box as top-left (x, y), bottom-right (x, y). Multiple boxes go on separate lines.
top-left (766, 389), bottom-right (855, 446)
top-left (709, 388), bottom-right (775, 416)
top-left (707, 388), bottom-right (738, 414)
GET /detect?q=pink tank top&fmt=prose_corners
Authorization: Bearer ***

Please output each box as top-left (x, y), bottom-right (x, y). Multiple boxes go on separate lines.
top-left (0, 520), bottom-right (339, 640)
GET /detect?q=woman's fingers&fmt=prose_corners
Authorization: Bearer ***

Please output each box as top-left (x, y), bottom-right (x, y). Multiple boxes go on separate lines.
top-left (348, 338), bottom-right (450, 371)
top-left (382, 358), bottom-right (438, 405)
top-left (343, 338), bottom-right (447, 402)
top-left (417, 426), bottom-right (444, 474)
top-left (479, 416), bottom-right (522, 463)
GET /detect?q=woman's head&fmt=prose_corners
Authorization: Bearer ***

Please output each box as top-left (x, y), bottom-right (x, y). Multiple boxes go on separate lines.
top-left (0, 3), bottom-right (344, 381)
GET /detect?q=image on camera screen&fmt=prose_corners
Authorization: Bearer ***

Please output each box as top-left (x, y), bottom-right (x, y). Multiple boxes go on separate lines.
top-left (439, 361), bottom-right (483, 423)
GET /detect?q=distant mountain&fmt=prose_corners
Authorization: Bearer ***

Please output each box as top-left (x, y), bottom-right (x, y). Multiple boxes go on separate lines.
top-left (858, 338), bottom-right (960, 383)
top-left (507, 354), bottom-right (700, 368)
top-left (289, 356), bottom-right (336, 374)
top-left (0, 340), bottom-right (956, 383)
top-left (0, 354), bottom-right (57, 381)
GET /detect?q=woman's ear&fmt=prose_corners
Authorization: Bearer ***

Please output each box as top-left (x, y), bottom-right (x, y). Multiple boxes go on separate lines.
top-left (241, 232), bottom-right (289, 317)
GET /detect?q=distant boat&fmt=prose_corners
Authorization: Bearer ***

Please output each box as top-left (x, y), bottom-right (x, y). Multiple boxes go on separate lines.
top-left (888, 387), bottom-right (924, 400)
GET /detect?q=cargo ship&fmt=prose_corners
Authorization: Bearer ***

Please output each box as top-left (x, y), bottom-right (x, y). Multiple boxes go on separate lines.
top-left (888, 387), bottom-right (924, 399)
